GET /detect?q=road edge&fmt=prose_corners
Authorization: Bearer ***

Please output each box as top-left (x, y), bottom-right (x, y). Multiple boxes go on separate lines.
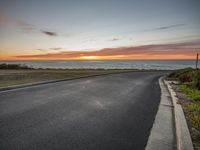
top-left (164, 80), bottom-right (194, 150)
top-left (0, 70), bottom-right (167, 92)
top-left (145, 77), bottom-right (176, 150)
top-left (0, 70), bottom-right (136, 92)
top-left (146, 77), bottom-right (194, 150)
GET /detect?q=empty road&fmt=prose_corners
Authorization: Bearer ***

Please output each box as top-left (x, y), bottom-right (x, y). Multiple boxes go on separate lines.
top-left (0, 71), bottom-right (167, 150)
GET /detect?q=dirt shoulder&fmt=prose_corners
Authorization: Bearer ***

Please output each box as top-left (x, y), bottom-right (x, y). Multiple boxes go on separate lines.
top-left (0, 69), bottom-right (134, 88)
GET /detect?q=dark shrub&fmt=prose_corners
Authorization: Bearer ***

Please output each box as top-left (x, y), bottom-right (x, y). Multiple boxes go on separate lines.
top-left (195, 71), bottom-right (200, 90)
top-left (168, 68), bottom-right (193, 78)
top-left (0, 63), bottom-right (31, 69)
top-left (179, 73), bottom-right (193, 83)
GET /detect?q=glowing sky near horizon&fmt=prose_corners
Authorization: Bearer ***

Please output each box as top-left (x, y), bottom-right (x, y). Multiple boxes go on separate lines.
top-left (0, 0), bottom-right (200, 60)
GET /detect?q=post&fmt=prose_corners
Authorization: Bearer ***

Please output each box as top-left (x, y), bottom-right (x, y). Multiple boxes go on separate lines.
top-left (196, 53), bottom-right (199, 69)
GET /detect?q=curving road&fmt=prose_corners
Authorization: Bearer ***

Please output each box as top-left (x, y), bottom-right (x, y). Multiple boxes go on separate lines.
top-left (0, 71), bottom-right (167, 150)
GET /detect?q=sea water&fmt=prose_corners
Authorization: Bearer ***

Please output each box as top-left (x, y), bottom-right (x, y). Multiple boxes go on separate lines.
top-left (0, 60), bottom-right (197, 70)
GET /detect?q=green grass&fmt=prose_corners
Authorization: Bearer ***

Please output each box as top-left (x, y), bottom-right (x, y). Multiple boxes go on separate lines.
top-left (179, 85), bottom-right (200, 101)
top-left (185, 102), bottom-right (200, 130)
top-left (167, 68), bottom-right (200, 99)
top-left (185, 102), bottom-right (200, 146)
top-left (167, 68), bottom-right (200, 148)
top-left (167, 67), bottom-right (200, 88)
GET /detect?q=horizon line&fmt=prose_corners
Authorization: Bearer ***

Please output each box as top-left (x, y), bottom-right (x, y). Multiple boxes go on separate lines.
top-left (0, 58), bottom-right (197, 61)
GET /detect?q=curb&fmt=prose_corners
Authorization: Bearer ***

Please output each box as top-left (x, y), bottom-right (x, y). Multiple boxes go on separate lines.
top-left (145, 77), bottom-right (175, 150)
top-left (0, 70), bottom-right (135, 92)
top-left (164, 80), bottom-right (194, 150)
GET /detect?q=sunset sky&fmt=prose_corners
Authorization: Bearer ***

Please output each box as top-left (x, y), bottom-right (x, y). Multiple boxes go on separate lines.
top-left (0, 0), bottom-right (200, 60)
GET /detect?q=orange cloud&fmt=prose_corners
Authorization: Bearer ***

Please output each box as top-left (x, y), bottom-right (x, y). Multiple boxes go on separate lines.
top-left (0, 41), bottom-right (200, 60)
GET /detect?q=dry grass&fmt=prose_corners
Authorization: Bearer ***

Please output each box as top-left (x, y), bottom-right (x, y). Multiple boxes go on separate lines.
top-left (0, 69), bottom-right (133, 87)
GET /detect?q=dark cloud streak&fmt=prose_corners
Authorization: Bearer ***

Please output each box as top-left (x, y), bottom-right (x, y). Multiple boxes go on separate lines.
top-left (40, 30), bottom-right (57, 36)
top-left (0, 13), bottom-right (58, 37)
top-left (108, 38), bottom-right (120, 41)
top-left (36, 49), bottom-right (48, 52)
top-left (49, 47), bottom-right (62, 50)
top-left (153, 24), bottom-right (185, 31)
top-left (36, 47), bottom-right (63, 52)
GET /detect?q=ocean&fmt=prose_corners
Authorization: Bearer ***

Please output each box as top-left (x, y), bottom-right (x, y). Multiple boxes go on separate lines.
top-left (0, 60), bottom-right (198, 70)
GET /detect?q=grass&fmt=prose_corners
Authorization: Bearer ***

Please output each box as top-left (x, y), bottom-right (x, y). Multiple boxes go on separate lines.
top-left (167, 68), bottom-right (200, 98)
top-left (179, 85), bottom-right (200, 101)
top-left (185, 102), bottom-right (200, 131)
top-left (0, 64), bottom-right (135, 87)
top-left (184, 102), bottom-right (200, 148)
top-left (167, 68), bottom-right (200, 149)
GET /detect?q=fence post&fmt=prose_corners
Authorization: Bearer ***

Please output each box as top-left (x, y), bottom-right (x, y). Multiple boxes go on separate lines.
top-left (196, 53), bottom-right (199, 69)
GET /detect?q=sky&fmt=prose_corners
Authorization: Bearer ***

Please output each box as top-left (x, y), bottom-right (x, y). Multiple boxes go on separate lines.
top-left (0, 0), bottom-right (200, 60)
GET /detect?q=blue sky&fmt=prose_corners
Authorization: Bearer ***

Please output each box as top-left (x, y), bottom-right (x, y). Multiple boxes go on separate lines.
top-left (0, 0), bottom-right (200, 59)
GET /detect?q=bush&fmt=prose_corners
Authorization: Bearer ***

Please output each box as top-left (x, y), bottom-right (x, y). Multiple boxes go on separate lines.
top-left (195, 72), bottom-right (200, 90)
top-left (168, 68), bottom-right (200, 90)
top-left (179, 73), bottom-right (193, 83)
top-left (0, 63), bottom-right (31, 69)
top-left (167, 68), bottom-right (193, 78)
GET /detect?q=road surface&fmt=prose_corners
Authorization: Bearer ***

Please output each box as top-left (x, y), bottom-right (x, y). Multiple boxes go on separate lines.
top-left (0, 71), bottom-right (167, 150)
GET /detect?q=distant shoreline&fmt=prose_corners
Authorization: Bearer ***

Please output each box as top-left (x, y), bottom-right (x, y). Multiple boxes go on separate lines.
top-left (0, 60), bottom-right (197, 70)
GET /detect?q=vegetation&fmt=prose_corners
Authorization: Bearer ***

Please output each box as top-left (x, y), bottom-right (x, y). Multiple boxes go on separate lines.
top-left (167, 68), bottom-right (200, 100)
top-left (179, 85), bottom-right (200, 101)
top-left (0, 63), bottom-right (32, 69)
top-left (186, 102), bottom-right (200, 132)
top-left (185, 102), bottom-right (200, 149)
top-left (0, 63), bottom-right (134, 87)
top-left (167, 68), bottom-right (200, 148)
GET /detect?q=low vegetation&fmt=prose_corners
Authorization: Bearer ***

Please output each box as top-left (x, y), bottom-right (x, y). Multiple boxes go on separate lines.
top-left (0, 63), bottom-right (134, 87)
top-left (179, 85), bottom-right (200, 101)
top-left (0, 63), bottom-right (32, 69)
top-left (167, 68), bottom-right (200, 149)
top-left (168, 67), bottom-right (200, 100)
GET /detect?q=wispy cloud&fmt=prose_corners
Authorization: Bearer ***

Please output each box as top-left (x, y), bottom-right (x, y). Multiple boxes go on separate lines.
top-left (49, 47), bottom-right (62, 50)
top-left (139, 24), bottom-right (186, 33)
top-left (108, 38), bottom-right (120, 41)
top-left (23, 27), bottom-right (36, 31)
top-left (40, 30), bottom-right (57, 36)
top-left (13, 40), bottom-right (200, 60)
top-left (152, 24), bottom-right (185, 31)
top-left (15, 20), bottom-right (33, 28)
top-left (37, 49), bottom-right (47, 52)
top-left (0, 13), bottom-right (58, 37)
top-left (37, 47), bottom-right (63, 52)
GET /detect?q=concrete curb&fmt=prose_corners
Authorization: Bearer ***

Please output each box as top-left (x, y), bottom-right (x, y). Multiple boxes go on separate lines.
top-left (0, 71), bottom-right (135, 92)
top-left (164, 80), bottom-right (194, 150)
top-left (145, 77), bottom-right (175, 150)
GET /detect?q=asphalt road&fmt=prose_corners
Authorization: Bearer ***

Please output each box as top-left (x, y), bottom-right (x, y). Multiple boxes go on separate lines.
top-left (0, 71), bottom-right (167, 150)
